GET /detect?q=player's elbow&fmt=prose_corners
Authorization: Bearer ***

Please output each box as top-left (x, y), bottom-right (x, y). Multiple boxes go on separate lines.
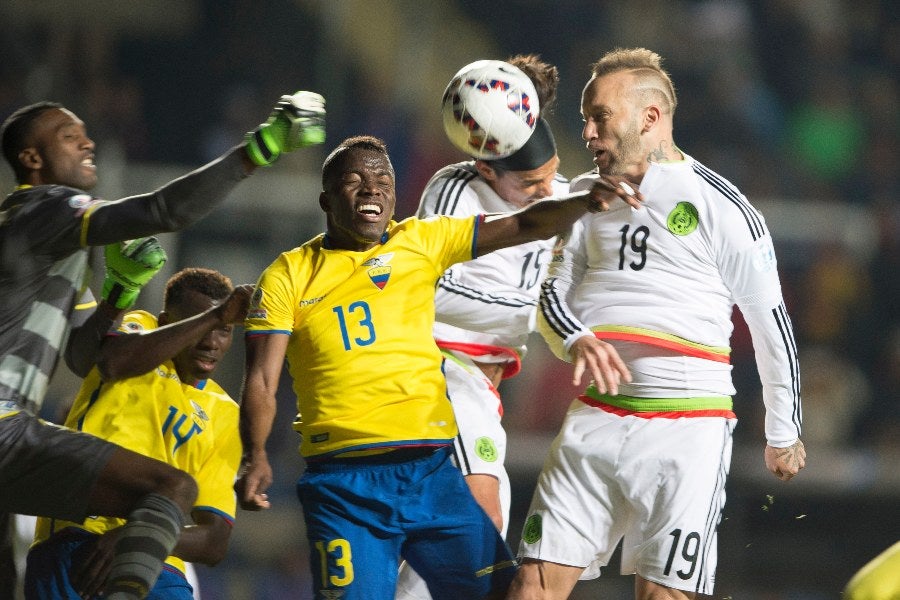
top-left (96, 354), bottom-right (129, 382)
top-left (199, 536), bottom-right (231, 566)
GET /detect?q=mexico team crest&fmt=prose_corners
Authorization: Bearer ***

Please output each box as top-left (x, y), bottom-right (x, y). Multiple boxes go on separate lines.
top-left (363, 252), bottom-right (395, 290)
top-left (667, 201), bottom-right (699, 236)
top-left (475, 436), bottom-right (498, 462)
top-left (522, 514), bottom-right (542, 544)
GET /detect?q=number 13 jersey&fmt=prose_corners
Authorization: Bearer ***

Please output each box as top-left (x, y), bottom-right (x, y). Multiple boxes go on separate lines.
top-left (245, 216), bottom-right (479, 459)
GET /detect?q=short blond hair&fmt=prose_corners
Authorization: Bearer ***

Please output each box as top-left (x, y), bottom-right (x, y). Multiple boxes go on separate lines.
top-left (590, 48), bottom-right (677, 116)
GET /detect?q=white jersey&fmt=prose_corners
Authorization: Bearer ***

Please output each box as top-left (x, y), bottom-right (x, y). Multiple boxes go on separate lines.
top-left (539, 155), bottom-right (801, 446)
top-left (418, 161), bottom-right (569, 373)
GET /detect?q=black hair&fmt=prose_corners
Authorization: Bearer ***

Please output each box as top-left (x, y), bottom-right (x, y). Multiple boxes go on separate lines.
top-left (1, 101), bottom-right (64, 182)
top-left (321, 135), bottom-right (393, 189)
top-left (164, 268), bottom-right (233, 310)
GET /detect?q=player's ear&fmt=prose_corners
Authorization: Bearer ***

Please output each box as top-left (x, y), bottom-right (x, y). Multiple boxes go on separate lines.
top-left (318, 191), bottom-right (330, 212)
top-left (18, 147), bottom-right (41, 170)
top-left (474, 160), bottom-right (498, 182)
top-left (642, 105), bottom-right (661, 133)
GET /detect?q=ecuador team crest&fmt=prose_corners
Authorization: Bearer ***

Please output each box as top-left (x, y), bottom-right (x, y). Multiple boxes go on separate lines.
top-left (363, 252), bottom-right (394, 289)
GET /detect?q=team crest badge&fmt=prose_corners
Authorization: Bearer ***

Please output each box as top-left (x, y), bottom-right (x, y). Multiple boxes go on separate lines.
top-left (189, 400), bottom-right (209, 430)
top-left (522, 514), bottom-right (542, 544)
top-left (67, 194), bottom-right (93, 209)
top-left (666, 201), bottom-right (699, 236)
top-left (250, 287), bottom-right (263, 307)
top-left (248, 287), bottom-right (267, 319)
top-left (752, 238), bottom-right (777, 273)
top-left (190, 400), bottom-right (209, 422)
top-left (474, 436), bottom-right (498, 462)
top-left (363, 252), bottom-right (394, 290)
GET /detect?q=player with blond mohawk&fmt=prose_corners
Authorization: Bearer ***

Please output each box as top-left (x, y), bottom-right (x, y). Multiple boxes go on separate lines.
top-left (507, 47), bottom-right (805, 600)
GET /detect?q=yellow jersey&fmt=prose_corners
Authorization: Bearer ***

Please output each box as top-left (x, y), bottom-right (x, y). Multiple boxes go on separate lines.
top-left (33, 311), bottom-right (241, 576)
top-left (245, 216), bottom-right (479, 458)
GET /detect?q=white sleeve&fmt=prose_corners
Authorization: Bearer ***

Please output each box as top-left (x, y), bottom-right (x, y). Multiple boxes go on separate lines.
top-left (417, 166), bottom-right (482, 219)
top-left (537, 216), bottom-right (593, 362)
top-left (420, 166), bottom-right (540, 337)
top-left (717, 207), bottom-right (802, 447)
top-left (434, 265), bottom-right (537, 334)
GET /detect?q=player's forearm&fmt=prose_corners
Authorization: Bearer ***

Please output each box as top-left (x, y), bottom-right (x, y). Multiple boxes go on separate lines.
top-left (172, 521), bottom-right (231, 566)
top-left (435, 275), bottom-right (536, 334)
top-left (239, 385), bottom-right (277, 459)
top-left (742, 301), bottom-right (802, 445)
top-left (153, 145), bottom-right (255, 230)
top-left (84, 147), bottom-right (253, 245)
top-left (65, 301), bottom-right (122, 378)
top-left (478, 193), bottom-right (588, 255)
top-left (98, 310), bottom-right (230, 381)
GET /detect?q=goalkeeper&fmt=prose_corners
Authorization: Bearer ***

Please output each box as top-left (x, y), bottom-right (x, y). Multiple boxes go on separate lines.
top-left (0, 91), bottom-right (324, 600)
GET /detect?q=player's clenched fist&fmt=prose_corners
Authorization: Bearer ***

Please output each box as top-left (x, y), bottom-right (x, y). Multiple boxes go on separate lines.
top-left (245, 91), bottom-right (326, 166)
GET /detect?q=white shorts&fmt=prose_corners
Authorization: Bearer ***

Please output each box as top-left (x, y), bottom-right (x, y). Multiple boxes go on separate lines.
top-left (518, 399), bottom-right (736, 595)
top-left (444, 355), bottom-right (511, 536)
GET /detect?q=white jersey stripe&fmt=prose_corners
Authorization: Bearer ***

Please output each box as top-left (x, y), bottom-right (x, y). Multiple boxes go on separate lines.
top-left (696, 423), bottom-right (730, 594)
top-left (539, 278), bottom-right (580, 338)
top-left (774, 303), bottom-right (802, 433)
top-left (435, 168), bottom-right (476, 215)
top-left (439, 273), bottom-right (535, 308)
top-left (693, 161), bottom-right (764, 240)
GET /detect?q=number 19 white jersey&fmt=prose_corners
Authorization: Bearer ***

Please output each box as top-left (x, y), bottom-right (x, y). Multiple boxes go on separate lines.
top-left (539, 155), bottom-right (801, 446)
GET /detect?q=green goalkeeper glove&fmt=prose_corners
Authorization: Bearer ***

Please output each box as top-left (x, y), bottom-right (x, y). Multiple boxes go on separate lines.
top-left (102, 237), bottom-right (168, 310)
top-left (245, 91), bottom-right (326, 166)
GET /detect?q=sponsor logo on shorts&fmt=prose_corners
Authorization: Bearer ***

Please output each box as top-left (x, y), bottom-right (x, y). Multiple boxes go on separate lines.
top-left (311, 433), bottom-right (329, 443)
top-left (666, 201), bottom-right (699, 236)
top-left (474, 436), bottom-right (498, 462)
top-left (522, 514), bottom-right (542, 544)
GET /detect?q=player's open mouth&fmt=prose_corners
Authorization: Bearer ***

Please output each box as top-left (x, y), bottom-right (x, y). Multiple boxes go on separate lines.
top-left (194, 355), bottom-right (217, 370)
top-left (82, 157), bottom-right (95, 169)
top-left (357, 203), bottom-right (383, 221)
top-left (591, 149), bottom-right (610, 167)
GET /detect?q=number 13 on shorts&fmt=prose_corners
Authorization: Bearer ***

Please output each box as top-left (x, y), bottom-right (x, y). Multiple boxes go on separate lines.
top-left (315, 538), bottom-right (355, 587)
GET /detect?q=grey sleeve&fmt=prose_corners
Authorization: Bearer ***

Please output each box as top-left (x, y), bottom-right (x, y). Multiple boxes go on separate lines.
top-left (83, 146), bottom-right (251, 246)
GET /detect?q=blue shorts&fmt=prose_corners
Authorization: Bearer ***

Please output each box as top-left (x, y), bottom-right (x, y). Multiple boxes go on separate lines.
top-left (25, 528), bottom-right (192, 600)
top-left (297, 446), bottom-right (516, 599)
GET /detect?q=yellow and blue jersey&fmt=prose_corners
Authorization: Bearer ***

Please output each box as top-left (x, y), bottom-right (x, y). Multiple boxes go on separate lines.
top-left (245, 216), bottom-right (480, 458)
top-left (32, 311), bottom-right (241, 576)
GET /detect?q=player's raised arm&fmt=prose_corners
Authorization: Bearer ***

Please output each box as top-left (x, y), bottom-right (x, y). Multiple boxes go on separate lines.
top-left (475, 176), bottom-right (642, 256)
top-left (83, 92), bottom-right (326, 246)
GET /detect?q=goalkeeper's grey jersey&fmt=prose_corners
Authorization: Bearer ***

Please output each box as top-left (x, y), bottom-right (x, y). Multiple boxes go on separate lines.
top-left (539, 155), bottom-right (801, 445)
top-left (0, 185), bottom-right (100, 415)
top-left (417, 162), bottom-right (569, 365)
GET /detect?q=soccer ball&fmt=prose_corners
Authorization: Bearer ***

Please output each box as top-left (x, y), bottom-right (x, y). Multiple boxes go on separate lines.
top-left (441, 60), bottom-right (540, 159)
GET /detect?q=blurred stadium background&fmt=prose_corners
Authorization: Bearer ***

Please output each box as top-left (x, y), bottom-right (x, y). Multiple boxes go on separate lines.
top-left (2, 1), bottom-right (897, 598)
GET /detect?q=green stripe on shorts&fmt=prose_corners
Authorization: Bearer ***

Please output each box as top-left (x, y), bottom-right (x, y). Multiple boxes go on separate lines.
top-left (584, 387), bottom-right (733, 412)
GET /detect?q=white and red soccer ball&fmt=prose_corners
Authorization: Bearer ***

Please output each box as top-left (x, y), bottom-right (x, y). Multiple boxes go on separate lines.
top-left (441, 59), bottom-right (540, 159)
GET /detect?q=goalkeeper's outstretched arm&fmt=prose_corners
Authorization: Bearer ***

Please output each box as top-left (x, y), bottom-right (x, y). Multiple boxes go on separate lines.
top-left (82, 91), bottom-right (325, 246)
